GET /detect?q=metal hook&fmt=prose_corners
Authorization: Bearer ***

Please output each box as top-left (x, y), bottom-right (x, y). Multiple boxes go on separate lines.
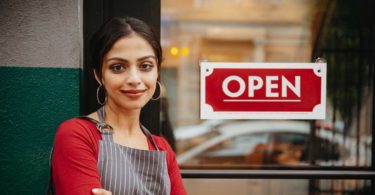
top-left (314, 57), bottom-right (326, 74)
top-left (314, 57), bottom-right (327, 63)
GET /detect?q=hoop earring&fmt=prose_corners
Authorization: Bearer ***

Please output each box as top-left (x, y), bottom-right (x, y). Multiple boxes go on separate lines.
top-left (96, 85), bottom-right (107, 105)
top-left (151, 81), bottom-right (162, 101)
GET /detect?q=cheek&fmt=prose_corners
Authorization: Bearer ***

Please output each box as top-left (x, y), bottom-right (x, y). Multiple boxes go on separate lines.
top-left (102, 76), bottom-right (123, 90)
top-left (146, 78), bottom-right (157, 90)
top-left (148, 75), bottom-right (159, 88)
top-left (144, 71), bottom-right (158, 85)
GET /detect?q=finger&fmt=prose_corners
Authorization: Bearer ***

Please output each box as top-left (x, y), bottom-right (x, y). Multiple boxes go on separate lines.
top-left (92, 188), bottom-right (112, 195)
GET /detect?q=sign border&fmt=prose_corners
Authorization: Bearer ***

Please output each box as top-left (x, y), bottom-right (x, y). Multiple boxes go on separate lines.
top-left (200, 62), bottom-right (327, 119)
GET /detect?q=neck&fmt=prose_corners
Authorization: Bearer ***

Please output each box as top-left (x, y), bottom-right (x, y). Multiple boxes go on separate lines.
top-left (103, 103), bottom-right (142, 136)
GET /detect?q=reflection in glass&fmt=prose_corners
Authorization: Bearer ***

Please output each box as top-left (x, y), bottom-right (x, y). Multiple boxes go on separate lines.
top-left (176, 120), bottom-right (363, 167)
top-left (161, 0), bottom-right (373, 168)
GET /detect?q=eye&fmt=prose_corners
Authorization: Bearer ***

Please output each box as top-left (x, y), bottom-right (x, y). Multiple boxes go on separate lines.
top-left (110, 64), bottom-right (125, 72)
top-left (139, 63), bottom-right (154, 71)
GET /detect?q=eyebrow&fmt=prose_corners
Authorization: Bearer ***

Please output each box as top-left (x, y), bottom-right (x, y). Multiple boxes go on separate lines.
top-left (106, 55), bottom-right (157, 63)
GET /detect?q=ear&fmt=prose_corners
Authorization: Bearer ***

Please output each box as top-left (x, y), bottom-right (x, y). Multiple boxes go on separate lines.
top-left (93, 69), bottom-right (103, 86)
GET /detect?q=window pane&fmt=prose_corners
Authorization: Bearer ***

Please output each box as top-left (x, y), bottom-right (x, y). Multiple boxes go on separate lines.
top-left (161, 0), bottom-right (374, 168)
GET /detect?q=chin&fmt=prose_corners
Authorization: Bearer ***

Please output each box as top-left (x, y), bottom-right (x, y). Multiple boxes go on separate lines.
top-left (122, 102), bottom-right (149, 110)
top-left (110, 98), bottom-right (150, 110)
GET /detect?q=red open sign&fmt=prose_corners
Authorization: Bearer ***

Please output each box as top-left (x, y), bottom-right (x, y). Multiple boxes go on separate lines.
top-left (201, 62), bottom-right (326, 119)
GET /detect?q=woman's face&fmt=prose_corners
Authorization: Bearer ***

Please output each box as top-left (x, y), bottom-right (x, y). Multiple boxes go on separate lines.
top-left (99, 33), bottom-right (158, 111)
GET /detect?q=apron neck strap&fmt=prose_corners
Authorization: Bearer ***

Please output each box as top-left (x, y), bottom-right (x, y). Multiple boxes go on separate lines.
top-left (81, 106), bottom-right (160, 150)
top-left (97, 106), bottom-right (106, 123)
top-left (140, 125), bottom-right (160, 151)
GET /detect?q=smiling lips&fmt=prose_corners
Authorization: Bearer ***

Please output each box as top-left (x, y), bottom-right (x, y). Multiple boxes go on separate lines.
top-left (121, 89), bottom-right (147, 98)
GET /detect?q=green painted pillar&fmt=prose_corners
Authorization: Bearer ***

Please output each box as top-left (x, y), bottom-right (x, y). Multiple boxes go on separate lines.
top-left (0, 0), bottom-right (82, 194)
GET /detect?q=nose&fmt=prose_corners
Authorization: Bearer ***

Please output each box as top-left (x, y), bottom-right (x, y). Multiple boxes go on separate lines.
top-left (126, 68), bottom-right (142, 86)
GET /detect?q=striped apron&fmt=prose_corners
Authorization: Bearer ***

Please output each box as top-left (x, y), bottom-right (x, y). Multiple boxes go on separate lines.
top-left (88, 107), bottom-right (171, 195)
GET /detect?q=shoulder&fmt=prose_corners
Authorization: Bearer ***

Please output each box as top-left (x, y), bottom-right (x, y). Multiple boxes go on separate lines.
top-left (52, 118), bottom-right (103, 193)
top-left (57, 118), bottom-right (97, 134)
top-left (151, 135), bottom-right (174, 152)
top-left (55, 117), bottom-right (101, 144)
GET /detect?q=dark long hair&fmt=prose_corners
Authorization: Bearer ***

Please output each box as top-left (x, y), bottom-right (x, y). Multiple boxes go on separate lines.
top-left (89, 17), bottom-right (162, 80)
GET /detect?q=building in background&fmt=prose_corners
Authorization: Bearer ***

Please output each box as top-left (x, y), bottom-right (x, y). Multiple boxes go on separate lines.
top-left (160, 0), bottom-right (374, 194)
top-left (161, 0), bottom-right (316, 127)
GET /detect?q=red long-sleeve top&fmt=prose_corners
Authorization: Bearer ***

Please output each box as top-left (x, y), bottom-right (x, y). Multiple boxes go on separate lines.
top-left (52, 118), bottom-right (186, 195)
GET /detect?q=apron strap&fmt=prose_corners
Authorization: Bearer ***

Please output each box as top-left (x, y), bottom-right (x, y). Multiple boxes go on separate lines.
top-left (80, 106), bottom-right (160, 150)
top-left (78, 116), bottom-right (113, 142)
top-left (97, 106), bottom-right (106, 123)
top-left (140, 125), bottom-right (160, 151)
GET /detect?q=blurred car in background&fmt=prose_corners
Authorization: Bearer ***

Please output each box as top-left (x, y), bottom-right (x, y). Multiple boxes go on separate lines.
top-left (174, 119), bottom-right (226, 154)
top-left (176, 120), bottom-right (364, 167)
top-left (175, 119), bottom-right (225, 140)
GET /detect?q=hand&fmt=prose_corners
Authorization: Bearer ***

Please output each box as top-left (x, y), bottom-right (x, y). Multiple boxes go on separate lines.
top-left (92, 188), bottom-right (112, 195)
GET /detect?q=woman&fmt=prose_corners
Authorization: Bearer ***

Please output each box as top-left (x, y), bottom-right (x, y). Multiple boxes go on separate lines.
top-left (51, 17), bottom-right (186, 195)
